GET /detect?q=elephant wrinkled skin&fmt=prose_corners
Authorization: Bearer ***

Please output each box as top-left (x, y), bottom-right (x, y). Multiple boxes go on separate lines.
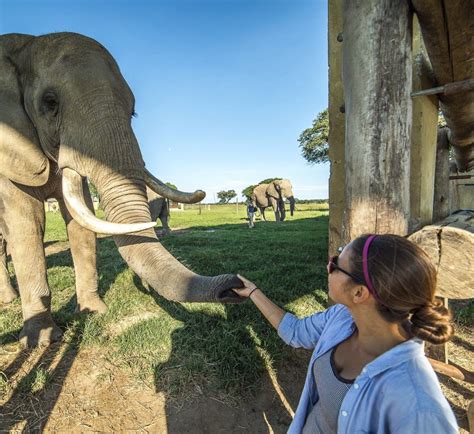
top-left (251, 179), bottom-right (295, 222)
top-left (0, 32), bottom-right (242, 347)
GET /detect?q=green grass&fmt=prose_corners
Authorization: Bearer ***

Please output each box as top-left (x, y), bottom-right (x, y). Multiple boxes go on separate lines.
top-left (1, 203), bottom-right (329, 401)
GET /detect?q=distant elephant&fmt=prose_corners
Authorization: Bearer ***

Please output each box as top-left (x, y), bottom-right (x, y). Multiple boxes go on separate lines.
top-left (251, 179), bottom-right (295, 221)
top-left (146, 186), bottom-right (171, 234)
top-left (0, 32), bottom-right (242, 347)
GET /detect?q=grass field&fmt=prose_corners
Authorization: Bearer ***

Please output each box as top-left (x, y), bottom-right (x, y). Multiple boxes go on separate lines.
top-left (1, 202), bottom-right (330, 401)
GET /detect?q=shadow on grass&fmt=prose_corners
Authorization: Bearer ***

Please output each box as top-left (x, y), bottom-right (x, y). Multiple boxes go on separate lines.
top-left (133, 277), bottom-right (299, 432)
top-left (0, 295), bottom-right (84, 431)
top-left (0, 214), bottom-right (329, 431)
top-left (0, 237), bottom-right (129, 431)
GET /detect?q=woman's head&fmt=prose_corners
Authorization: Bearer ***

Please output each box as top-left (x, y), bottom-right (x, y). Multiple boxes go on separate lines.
top-left (329, 234), bottom-right (453, 345)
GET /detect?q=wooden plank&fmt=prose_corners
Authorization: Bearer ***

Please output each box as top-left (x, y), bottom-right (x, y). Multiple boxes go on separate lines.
top-left (409, 16), bottom-right (438, 232)
top-left (342, 0), bottom-right (412, 238)
top-left (328, 0), bottom-right (346, 255)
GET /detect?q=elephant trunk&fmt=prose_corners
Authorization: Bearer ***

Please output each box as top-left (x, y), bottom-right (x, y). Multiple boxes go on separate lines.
top-left (85, 159), bottom-right (242, 303)
top-left (288, 196), bottom-right (295, 216)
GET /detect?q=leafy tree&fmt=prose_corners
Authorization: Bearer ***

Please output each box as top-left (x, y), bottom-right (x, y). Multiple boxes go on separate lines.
top-left (88, 180), bottom-right (99, 200)
top-left (217, 189), bottom-right (237, 204)
top-left (165, 182), bottom-right (177, 190)
top-left (298, 108), bottom-right (329, 164)
top-left (241, 178), bottom-right (282, 199)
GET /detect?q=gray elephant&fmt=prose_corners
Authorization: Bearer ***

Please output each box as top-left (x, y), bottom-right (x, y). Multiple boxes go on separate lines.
top-left (146, 186), bottom-right (171, 234)
top-left (251, 179), bottom-right (295, 221)
top-left (0, 32), bottom-right (242, 347)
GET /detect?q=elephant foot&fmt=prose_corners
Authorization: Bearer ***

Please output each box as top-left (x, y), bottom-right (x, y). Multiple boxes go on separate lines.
top-left (20, 313), bottom-right (63, 347)
top-left (76, 296), bottom-right (107, 314)
top-left (0, 285), bottom-right (18, 304)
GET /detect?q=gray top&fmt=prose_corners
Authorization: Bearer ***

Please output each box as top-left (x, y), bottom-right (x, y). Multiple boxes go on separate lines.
top-left (302, 348), bottom-right (354, 434)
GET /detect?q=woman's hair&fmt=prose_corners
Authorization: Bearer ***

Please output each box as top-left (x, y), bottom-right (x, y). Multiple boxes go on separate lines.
top-left (349, 234), bottom-right (453, 345)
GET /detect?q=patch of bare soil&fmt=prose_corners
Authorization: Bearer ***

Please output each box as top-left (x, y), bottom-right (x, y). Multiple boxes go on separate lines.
top-left (0, 324), bottom-right (472, 433)
top-left (0, 339), bottom-right (307, 433)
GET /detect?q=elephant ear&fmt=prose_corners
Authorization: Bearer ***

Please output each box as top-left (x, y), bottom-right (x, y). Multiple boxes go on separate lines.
top-left (266, 181), bottom-right (281, 199)
top-left (0, 35), bottom-right (49, 186)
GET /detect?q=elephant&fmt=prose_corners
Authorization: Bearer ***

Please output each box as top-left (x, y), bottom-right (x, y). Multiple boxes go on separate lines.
top-left (0, 32), bottom-right (242, 347)
top-left (251, 179), bottom-right (295, 221)
top-left (146, 186), bottom-right (171, 235)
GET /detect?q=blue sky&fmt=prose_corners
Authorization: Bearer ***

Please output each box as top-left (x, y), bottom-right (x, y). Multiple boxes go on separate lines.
top-left (1, 0), bottom-right (329, 201)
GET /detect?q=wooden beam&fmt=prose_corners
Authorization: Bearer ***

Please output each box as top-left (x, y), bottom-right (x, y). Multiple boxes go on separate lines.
top-left (412, 0), bottom-right (474, 171)
top-left (432, 128), bottom-right (450, 222)
top-left (409, 16), bottom-right (438, 232)
top-left (328, 0), bottom-right (346, 255)
top-left (428, 358), bottom-right (474, 384)
top-left (342, 0), bottom-right (412, 238)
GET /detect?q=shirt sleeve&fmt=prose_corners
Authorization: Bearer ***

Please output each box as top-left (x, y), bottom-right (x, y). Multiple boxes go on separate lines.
top-left (393, 410), bottom-right (458, 434)
top-left (277, 304), bottom-right (343, 350)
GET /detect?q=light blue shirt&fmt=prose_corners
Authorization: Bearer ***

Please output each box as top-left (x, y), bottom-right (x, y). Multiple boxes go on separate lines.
top-left (278, 304), bottom-right (458, 434)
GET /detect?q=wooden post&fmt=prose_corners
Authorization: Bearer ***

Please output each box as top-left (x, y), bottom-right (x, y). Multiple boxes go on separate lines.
top-left (433, 128), bottom-right (451, 222)
top-left (342, 0), bottom-right (413, 238)
top-left (409, 15), bottom-right (439, 232)
top-left (328, 0), bottom-right (346, 255)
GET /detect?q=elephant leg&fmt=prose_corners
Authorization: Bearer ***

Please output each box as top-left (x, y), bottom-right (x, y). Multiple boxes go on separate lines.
top-left (0, 232), bottom-right (17, 304)
top-left (260, 208), bottom-right (266, 221)
top-left (0, 184), bottom-right (62, 346)
top-left (269, 197), bottom-right (281, 221)
top-left (57, 184), bottom-right (106, 314)
top-left (279, 200), bottom-right (286, 221)
top-left (158, 199), bottom-right (171, 235)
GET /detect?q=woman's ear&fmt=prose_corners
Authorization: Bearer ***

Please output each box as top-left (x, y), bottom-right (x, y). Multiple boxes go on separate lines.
top-left (352, 285), bottom-right (371, 304)
top-left (0, 36), bottom-right (50, 186)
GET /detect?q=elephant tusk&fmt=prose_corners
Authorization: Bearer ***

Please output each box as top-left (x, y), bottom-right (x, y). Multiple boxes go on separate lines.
top-left (62, 168), bottom-right (157, 235)
top-left (144, 169), bottom-right (205, 204)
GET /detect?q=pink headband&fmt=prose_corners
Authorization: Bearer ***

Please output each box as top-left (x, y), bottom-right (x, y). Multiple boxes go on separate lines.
top-left (362, 235), bottom-right (382, 303)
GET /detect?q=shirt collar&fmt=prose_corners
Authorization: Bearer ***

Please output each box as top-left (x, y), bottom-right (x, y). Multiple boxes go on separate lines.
top-left (362, 338), bottom-right (424, 378)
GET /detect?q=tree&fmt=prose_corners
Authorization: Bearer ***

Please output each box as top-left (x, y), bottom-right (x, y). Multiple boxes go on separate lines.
top-left (88, 180), bottom-right (99, 200)
top-left (298, 108), bottom-right (329, 164)
top-left (165, 182), bottom-right (177, 190)
top-left (241, 178), bottom-right (282, 199)
top-left (217, 190), bottom-right (237, 204)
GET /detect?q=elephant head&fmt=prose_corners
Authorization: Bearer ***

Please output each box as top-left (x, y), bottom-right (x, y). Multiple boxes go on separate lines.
top-left (0, 32), bottom-right (242, 303)
top-left (266, 179), bottom-right (295, 216)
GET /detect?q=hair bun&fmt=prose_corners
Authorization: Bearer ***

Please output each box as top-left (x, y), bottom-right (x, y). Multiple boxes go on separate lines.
top-left (408, 301), bottom-right (453, 345)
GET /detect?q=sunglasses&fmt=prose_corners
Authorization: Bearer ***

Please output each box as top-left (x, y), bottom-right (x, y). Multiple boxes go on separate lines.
top-left (328, 255), bottom-right (361, 283)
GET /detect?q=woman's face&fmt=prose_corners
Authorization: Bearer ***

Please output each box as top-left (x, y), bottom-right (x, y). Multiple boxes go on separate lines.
top-left (327, 244), bottom-right (357, 305)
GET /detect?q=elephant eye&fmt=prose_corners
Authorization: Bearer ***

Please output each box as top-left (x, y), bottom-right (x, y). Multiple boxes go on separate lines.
top-left (40, 91), bottom-right (59, 117)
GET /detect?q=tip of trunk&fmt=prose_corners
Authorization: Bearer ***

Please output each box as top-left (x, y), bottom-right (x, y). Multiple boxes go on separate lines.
top-left (215, 275), bottom-right (247, 303)
top-left (289, 196), bottom-right (295, 216)
top-left (186, 274), bottom-right (246, 303)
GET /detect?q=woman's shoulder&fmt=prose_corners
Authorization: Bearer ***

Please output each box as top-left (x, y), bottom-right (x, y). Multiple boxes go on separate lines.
top-left (377, 354), bottom-right (453, 413)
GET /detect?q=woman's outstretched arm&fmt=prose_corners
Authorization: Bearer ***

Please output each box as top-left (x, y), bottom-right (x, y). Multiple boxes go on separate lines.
top-left (233, 274), bottom-right (286, 330)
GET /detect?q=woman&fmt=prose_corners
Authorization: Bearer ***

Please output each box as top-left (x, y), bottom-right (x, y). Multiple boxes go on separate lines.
top-left (233, 234), bottom-right (458, 433)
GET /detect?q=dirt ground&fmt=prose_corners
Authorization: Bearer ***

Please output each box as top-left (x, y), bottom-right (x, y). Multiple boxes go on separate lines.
top-left (0, 326), bottom-right (473, 433)
top-left (0, 341), bottom-right (308, 433)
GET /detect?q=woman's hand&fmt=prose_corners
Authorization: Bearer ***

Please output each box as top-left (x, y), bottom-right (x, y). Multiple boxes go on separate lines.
top-left (233, 274), bottom-right (259, 298)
